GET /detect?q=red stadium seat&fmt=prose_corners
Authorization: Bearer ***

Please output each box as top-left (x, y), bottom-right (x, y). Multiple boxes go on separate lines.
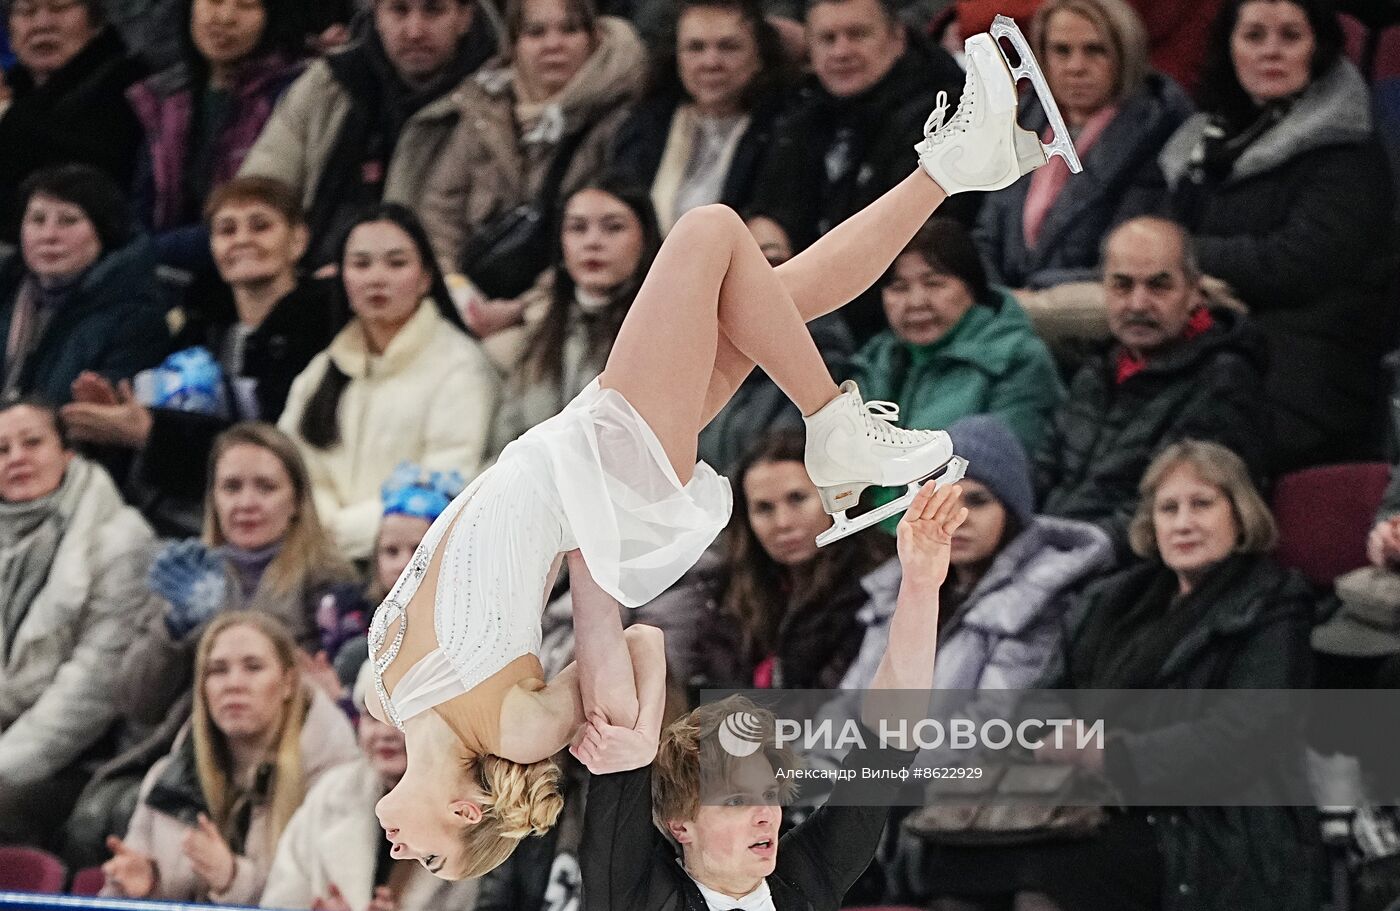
top-left (1376, 25), bottom-right (1400, 81)
top-left (1341, 12), bottom-right (1369, 70)
top-left (1272, 462), bottom-right (1391, 589)
top-left (0, 845), bottom-right (67, 894)
top-left (69, 866), bottom-right (107, 896)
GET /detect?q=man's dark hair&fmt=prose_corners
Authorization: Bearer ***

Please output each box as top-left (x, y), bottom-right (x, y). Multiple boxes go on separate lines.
top-left (3, 0), bottom-right (106, 26)
top-left (802, 0), bottom-right (899, 28)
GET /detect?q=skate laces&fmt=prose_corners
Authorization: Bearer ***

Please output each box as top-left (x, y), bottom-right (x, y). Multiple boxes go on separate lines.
top-left (862, 398), bottom-right (930, 444)
top-left (921, 67), bottom-right (976, 145)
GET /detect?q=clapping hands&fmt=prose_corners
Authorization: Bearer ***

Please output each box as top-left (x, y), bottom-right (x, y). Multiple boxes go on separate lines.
top-left (183, 813), bottom-right (237, 895)
top-left (62, 372), bottom-right (153, 449)
top-left (103, 835), bottom-right (157, 899)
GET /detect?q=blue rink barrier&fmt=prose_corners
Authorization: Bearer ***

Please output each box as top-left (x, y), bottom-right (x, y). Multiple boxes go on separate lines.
top-left (0, 895), bottom-right (272, 911)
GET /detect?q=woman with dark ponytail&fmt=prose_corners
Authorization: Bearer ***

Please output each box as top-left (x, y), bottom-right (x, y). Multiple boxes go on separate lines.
top-left (278, 205), bottom-right (499, 561)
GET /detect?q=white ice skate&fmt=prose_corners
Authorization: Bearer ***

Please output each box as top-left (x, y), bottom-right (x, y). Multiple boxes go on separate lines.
top-left (804, 380), bottom-right (969, 546)
top-left (916, 14), bottom-right (1083, 195)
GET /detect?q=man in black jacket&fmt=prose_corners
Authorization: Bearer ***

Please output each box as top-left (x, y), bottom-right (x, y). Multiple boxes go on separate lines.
top-left (1035, 216), bottom-right (1270, 560)
top-left (747, 0), bottom-right (965, 342)
top-left (580, 479), bottom-right (965, 911)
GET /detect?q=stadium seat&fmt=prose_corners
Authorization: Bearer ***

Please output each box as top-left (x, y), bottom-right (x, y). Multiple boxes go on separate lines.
top-left (0, 845), bottom-right (67, 894)
top-left (1272, 462), bottom-right (1391, 589)
top-left (1375, 24), bottom-right (1400, 81)
top-left (1341, 12), bottom-right (1369, 70)
top-left (69, 866), bottom-right (106, 896)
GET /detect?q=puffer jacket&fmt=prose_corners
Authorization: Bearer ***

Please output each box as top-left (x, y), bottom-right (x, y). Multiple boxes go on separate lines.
top-left (101, 687), bottom-right (358, 905)
top-left (851, 288), bottom-right (1064, 455)
top-left (1161, 59), bottom-right (1398, 470)
top-left (418, 17), bottom-right (646, 271)
top-left (1034, 306), bottom-right (1269, 558)
top-left (0, 459), bottom-right (158, 784)
top-left (0, 238), bottom-right (170, 406)
top-left (840, 516), bottom-right (1113, 691)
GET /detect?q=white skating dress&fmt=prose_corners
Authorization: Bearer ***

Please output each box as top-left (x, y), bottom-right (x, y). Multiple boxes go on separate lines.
top-left (368, 380), bottom-right (730, 751)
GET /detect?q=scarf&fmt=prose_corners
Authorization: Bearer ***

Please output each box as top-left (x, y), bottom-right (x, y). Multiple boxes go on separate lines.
top-left (216, 541), bottom-right (283, 601)
top-left (1172, 98), bottom-right (1295, 227)
top-left (650, 105), bottom-right (750, 233)
top-left (1115, 306), bottom-right (1214, 385)
top-left (1076, 553), bottom-right (1255, 690)
top-left (1023, 103), bottom-right (1119, 248)
top-left (309, 25), bottom-right (492, 258)
top-left (3, 273), bottom-right (83, 396)
top-left (0, 458), bottom-right (92, 662)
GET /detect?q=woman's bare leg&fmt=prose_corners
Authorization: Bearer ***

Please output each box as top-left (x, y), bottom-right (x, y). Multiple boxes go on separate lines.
top-left (698, 170), bottom-right (950, 424)
top-left (600, 205), bottom-right (840, 481)
top-left (601, 170), bottom-right (950, 480)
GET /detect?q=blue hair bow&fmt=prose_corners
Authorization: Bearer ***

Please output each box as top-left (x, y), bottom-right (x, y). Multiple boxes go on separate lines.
top-left (381, 462), bottom-right (466, 523)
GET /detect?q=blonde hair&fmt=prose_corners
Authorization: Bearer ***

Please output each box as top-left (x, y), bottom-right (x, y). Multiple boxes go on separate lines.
top-left (192, 612), bottom-right (309, 854)
top-left (453, 755), bottom-right (565, 879)
top-left (651, 695), bottom-right (799, 851)
top-left (202, 422), bottom-right (350, 595)
top-left (1030, 0), bottom-right (1150, 106)
top-left (1128, 440), bottom-right (1277, 559)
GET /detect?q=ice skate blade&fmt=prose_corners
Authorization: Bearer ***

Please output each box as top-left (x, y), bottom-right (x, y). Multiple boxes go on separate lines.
top-left (989, 14), bottom-right (1083, 174)
top-left (815, 456), bottom-right (969, 548)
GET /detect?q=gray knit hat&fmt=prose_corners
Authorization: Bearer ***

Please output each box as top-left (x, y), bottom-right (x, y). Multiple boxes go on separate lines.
top-left (947, 415), bottom-right (1034, 526)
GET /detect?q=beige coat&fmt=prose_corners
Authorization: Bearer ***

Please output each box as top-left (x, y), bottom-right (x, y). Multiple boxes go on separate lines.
top-left (103, 687), bottom-right (358, 905)
top-left (260, 759), bottom-right (480, 911)
top-left (237, 58), bottom-right (468, 216)
top-left (418, 16), bottom-right (645, 271)
top-left (279, 301), bottom-right (500, 560)
top-left (0, 458), bottom-right (158, 784)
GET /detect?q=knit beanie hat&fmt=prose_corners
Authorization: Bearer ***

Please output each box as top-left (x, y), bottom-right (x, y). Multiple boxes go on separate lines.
top-left (947, 415), bottom-right (1034, 526)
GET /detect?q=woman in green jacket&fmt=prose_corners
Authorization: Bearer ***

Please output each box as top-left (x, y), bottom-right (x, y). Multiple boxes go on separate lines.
top-left (853, 217), bottom-right (1063, 454)
top-left (852, 218), bottom-right (1063, 531)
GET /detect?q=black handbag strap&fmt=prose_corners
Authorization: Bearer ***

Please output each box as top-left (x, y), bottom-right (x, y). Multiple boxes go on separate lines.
top-left (536, 123), bottom-right (595, 219)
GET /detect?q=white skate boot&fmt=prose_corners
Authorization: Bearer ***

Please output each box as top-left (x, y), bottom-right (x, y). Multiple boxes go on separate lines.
top-left (804, 380), bottom-right (969, 546)
top-left (917, 15), bottom-right (1083, 195)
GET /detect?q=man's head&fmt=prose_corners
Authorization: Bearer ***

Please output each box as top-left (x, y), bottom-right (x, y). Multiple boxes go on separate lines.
top-left (1102, 216), bottom-right (1203, 359)
top-left (7, 0), bottom-right (104, 85)
top-left (373, 0), bottom-right (475, 85)
top-left (652, 697), bottom-right (799, 898)
top-left (805, 0), bottom-right (905, 98)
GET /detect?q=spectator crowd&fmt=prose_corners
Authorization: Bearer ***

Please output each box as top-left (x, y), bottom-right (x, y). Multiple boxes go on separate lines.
top-left (3, 0), bottom-right (1400, 908)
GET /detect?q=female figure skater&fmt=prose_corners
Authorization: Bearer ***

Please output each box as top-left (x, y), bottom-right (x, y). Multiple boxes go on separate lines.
top-left (370, 18), bottom-right (1080, 881)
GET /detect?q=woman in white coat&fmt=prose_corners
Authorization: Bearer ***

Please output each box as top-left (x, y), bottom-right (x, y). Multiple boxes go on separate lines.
top-left (102, 612), bottom-right (358, 904)
top-left (279, 205), bottom-right (500, 560)
top-left (0, 397), bottom-right (158, 849)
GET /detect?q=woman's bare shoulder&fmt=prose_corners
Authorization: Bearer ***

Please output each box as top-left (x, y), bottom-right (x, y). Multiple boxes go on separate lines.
top-left (495, 671), bottom-right (581, 765)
